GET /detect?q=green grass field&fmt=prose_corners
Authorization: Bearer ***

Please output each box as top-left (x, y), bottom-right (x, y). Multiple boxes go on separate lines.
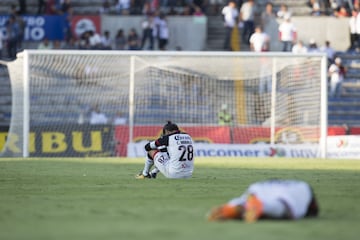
top-left (0, 157), bottom-right (359, 240)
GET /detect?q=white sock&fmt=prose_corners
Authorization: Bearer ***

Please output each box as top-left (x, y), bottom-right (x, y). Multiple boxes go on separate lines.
top-left (150, 167), bottom-right (160, 174)
top-left (142, 158), bottom-right (154, 176)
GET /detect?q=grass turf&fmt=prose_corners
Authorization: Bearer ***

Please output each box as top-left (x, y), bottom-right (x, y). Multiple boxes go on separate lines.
top-left (0, 157), bottom-right (359, 240)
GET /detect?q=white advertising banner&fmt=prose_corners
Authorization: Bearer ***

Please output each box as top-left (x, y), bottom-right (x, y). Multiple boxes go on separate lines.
top-left (327, 135), bottom-right (360, 159)
top-left (127, 142), bottom-right (321, 158)
top-left (128, 138), bottom-right (360, 159)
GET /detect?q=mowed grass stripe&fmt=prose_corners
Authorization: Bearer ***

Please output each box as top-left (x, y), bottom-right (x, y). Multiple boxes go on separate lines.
top-left (0, 158), bottom-right (359, 240)
top-left (1, 157), bottom-right (359, 170)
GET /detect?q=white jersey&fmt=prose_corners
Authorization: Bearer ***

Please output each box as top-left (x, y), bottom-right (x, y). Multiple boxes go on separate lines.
top-left (329, 63), bottom-right (344, 83)
top-left (153, 17), bottom-right (169, 39)
top-left (249, 32), bottom-right (269, 52)
top-left (228, 179), bottom-right (314, 219)
top-left (222, 6), bottom-right (239, 28)
top-left (278, 21), bottom-right (296, 41)
top-left (149, 131), bottom-right (194, 178)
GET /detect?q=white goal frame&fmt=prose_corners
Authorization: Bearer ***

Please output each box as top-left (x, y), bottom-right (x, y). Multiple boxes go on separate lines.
top-left (1, 50), bottom-right (328, 158)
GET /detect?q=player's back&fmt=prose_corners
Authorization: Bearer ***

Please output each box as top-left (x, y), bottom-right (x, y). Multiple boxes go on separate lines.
top-left (166, 132), bottom-right (194, 176)
top-left (248, 180), bottom-right (311, 198)
top-left (249, 179), bottom-right (313, 218)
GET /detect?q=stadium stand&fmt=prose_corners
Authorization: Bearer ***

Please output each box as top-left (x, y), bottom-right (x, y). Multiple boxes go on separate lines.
top-left (206, 0), bottom-right (311, 51)
top-left (0, 0), bottom-right (104, 15)
top-left (0, 1), bottom-right (359, 129)
top-left (328, 52), bottom-right (360, 126)
top-left (270, 0), bottom-right (312, 16)
top-left (0, 65), bottom-right (11, 127)
top-left (0, 0), bottom-right (312, 16)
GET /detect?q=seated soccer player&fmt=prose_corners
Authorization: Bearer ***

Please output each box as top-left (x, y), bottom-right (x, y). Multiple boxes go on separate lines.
top-left (136, 121), bottom-right (195, 179)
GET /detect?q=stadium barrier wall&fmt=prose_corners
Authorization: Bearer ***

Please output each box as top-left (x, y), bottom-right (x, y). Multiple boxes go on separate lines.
top-left (265, 17), bottom-right (349, 52)
top-left (0, 14), bottom-right (207, 51)
top-left (0, 15), bottom-right (349, 51)
top-left (1, 125), bottom-right (359, 158)
top-left (327, 135), bottom-right (360, 159)
top-left (101, 15), bottom-right (207, 51)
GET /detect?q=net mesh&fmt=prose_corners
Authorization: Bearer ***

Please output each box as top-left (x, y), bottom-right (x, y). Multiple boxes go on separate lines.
top-left (133, 55), bottom-right (322, 125)
top-left (0, 51), bottom-right (324, 157)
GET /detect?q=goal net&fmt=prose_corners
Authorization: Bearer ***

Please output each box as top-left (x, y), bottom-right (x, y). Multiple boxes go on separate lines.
top-left (0, 50), bottom-right (327, 158)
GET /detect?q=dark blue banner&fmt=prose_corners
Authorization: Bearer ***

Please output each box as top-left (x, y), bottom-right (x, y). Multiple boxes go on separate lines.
top-left (0, 15), bottom-right (67, 41)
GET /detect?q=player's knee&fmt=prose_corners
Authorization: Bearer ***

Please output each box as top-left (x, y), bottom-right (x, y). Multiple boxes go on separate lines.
top-left (147, 152), bottom-right (154, 160)
top-left (148, 150), bottom-right (158, 159)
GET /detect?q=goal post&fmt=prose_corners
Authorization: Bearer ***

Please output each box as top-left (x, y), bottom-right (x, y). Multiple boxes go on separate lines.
top-left (0, 50), bottom-right (328, 158)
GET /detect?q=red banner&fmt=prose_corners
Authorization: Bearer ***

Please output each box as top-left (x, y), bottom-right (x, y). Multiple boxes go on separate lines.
top-left (350, 127), bottom-right (360, 135)
top-left (71, 15), bottom-right (101, 39)
top-left (233, 126), bottom-right (347, 144)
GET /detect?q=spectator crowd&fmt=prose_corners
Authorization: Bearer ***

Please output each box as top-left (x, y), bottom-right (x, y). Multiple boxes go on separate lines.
top-left (0, 0), bottom-right (359, 60)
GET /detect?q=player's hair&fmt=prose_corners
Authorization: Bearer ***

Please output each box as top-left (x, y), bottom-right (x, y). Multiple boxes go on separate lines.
top-left (163, 121), bottom-right (179, 134)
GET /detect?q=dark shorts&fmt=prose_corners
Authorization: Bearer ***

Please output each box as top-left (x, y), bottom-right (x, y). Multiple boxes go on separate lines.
top-left (158, 39), bottom-right (168, 49)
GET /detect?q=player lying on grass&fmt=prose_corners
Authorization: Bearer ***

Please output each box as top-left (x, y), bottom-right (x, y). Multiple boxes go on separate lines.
top-left (207, 179), bottom-right (319, 222)
top-left (136, 121), bottom-right (195, 179)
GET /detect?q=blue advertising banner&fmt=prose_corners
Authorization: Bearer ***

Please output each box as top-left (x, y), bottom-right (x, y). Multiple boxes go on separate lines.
top-left (0, 15), bottom-right (67, 41)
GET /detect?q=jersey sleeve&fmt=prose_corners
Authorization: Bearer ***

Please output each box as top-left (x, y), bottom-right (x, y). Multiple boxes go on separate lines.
top-left (146, 135), bottom-right (169, 150)
top-left (155, 135), bottom-right (169, 147)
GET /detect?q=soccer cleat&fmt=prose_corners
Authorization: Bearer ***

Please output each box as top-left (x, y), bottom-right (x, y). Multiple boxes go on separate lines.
top-left (207, 204), bottom-right (243, 221)
top-left (149, 172), bottom-right (157, 179)
top-left (244, 194), bottom-right (263, 223)
top-left (135, 172), bottom-right (152, 179)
